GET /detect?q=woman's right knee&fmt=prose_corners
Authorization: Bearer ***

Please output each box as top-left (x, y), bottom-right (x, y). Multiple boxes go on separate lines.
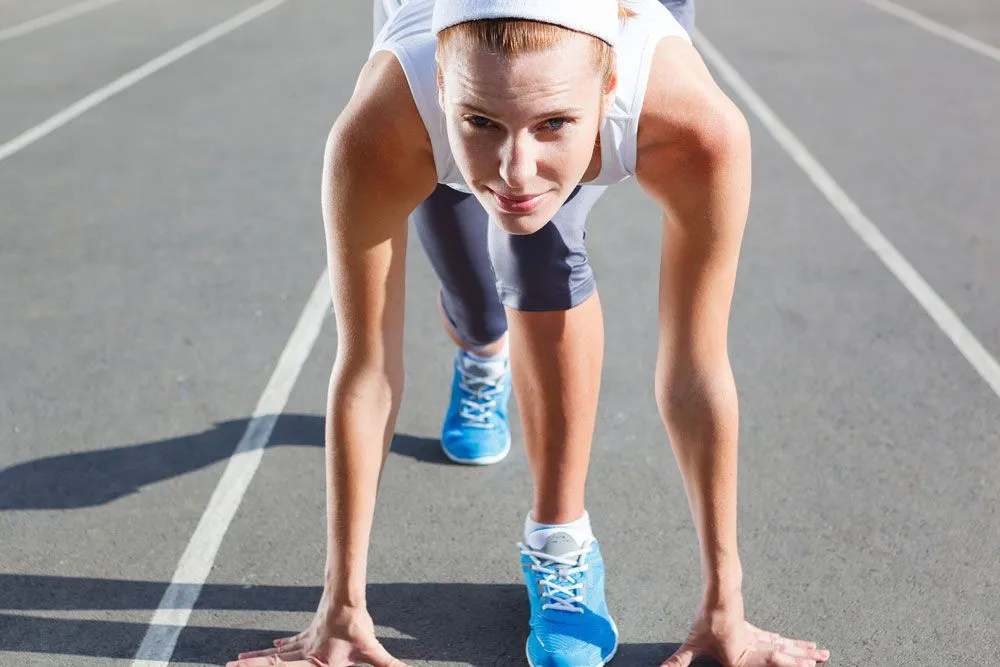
top-left (439, 288), bottom-right (508, 348)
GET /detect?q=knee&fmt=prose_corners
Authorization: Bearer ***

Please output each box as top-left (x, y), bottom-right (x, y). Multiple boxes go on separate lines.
top-left (442, 294), bottom-right (507, 347)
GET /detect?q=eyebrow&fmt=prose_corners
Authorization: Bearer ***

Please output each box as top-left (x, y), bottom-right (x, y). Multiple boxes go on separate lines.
top-left (456, 102), bottom-right (584, 120)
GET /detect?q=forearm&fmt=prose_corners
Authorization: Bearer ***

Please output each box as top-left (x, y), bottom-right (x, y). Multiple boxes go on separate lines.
top-left (656, 359), bottom-right (742, 603)
top-left (322, 360), bottom-right (402, 609)
top-left (307, 46), bottom-right (435, 627)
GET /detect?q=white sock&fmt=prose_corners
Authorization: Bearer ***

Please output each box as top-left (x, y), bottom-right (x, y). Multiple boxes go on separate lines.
top-left (464, 335), bottom-right (509, 362)
top-left (524, 510), bottom-right (593, 550)
top-left (461, 337), bottom-right (509, 380)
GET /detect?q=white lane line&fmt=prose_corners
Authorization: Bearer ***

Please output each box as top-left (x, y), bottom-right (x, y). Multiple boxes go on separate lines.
top-left (694, 31), bottom-right (1000, 400)
top-left (0, 0), bottom-right (289, 165)
top-left (131, 272), bottom-right (331, 666)
top-left (0, 0), bottom-right (126, 43)
top-left (858, 0), bottom-right (1000, 66)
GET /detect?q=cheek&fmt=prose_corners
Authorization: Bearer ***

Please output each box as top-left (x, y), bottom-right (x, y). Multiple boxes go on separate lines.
top-left (540, 133), bottom-right (596, 179)
top-left (447, 120), bottom-right (493, 175)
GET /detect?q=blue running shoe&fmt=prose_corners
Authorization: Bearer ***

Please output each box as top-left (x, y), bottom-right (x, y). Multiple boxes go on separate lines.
top-left (440, 349), bottom-right (512, 465)
top-left (519, 531), bottom-right (619, 667)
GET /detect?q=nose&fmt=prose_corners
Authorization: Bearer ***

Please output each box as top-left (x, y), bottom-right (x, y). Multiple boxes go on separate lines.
top-left (498, 133), bottom-right (537, 190)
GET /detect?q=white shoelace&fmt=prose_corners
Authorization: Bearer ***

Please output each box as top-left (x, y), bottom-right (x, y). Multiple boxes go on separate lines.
top-left (457, 363), bottom-right (505, 429)
top-left (519, 543), bottom-right (592, 613)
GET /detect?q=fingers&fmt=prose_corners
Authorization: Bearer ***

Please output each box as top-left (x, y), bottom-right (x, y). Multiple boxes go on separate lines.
top-left (227, 659), bottom-right (318, 667)
top-left (231, 638), bottom-right (307, 665)
top-left (230, 633), bottom-right (409, 667)
top-left (380, 657), bottom-right (411, 667)
top-left (752, 627), bottom-right (782, 644)
top-left (227, 656), bottom-right (272, 666)
top-left (757, 631), bottom-right (816, 649)
top-left (238, 638), bottom-right (307, 660)
top-left (753, 627), bottom-right (829, 664)
top-left (360, 641), bottom-right (411, 667)
top-left (660, 644), bottom-right (695, 667)
top-left (233, 631), bottom-right (304, 660)
top-left (274, 632), bottom-right (307, 648)
top-left (756, 642), bottom-right (830, 667)
top-left (769, 654), bottom-right (816, 667)
top-left (275, 650), bottom-right (307, 662)
top-left (760, 645), bottom-right (830, 664)
top-left (237, 646), bottom-right (285, 660)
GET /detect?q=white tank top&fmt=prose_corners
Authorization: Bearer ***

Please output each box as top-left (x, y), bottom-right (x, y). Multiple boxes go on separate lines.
top-left (370, 0), bottom-right (690, 193)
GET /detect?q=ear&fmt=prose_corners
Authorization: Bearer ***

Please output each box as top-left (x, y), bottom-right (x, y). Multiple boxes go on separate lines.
top-left (601, 70), bottom-right (618, 115)
top-left (437, 64), bottom-right (446, 111)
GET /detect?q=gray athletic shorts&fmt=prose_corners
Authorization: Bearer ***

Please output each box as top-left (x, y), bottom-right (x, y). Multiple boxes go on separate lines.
top-left (411, 185), bottom-right (606, 346)
top-left (379, 0), bottom-right (695, 346)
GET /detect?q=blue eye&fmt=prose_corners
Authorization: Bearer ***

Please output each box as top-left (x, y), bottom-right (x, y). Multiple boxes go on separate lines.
top-left (466, 116), bottom-right (493, 128)
top-left (544, 118), bottom-right (568, 131)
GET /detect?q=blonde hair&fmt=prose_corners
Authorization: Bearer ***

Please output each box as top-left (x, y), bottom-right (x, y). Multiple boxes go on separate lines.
top-left (436, 2), bottom-right (632, 88)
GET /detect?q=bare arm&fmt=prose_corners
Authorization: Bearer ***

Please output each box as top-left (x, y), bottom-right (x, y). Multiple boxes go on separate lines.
top-left (637, 37), bottom-right (751, 605)
top-left (637, 38), bottom-right (829, 667)
top-left (233, 52), bottom-right (436, 667)
top-left (321, 52), bottom-right (437, 609)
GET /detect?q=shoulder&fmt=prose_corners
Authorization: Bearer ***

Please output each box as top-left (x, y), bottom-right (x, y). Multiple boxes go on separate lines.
top-left (634, 37), bottom-right (749, 191)
top-left (635, 37), bottom-right (741, 153)
top-left (328, 51), bottom-right (436, 199)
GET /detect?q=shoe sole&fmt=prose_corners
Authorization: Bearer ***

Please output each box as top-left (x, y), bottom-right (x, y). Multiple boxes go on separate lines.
top-left (525, 618), bottom-right (619, 667)
top-left (441, 431), bottom-right (511, 466)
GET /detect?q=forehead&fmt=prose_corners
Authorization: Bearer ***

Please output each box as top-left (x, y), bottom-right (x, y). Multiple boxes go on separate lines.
top-left (440, 35), bottom-right (602, 109)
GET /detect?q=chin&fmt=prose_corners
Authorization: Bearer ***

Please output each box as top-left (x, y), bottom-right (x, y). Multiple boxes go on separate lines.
top-left (490, 206), bottom-right (560, 235)
top-left (478, 189), bottom-right (567, 236)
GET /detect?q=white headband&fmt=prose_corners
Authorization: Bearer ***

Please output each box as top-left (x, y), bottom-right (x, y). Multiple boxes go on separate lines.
top-left (432, 0), bottom-right (620, 47)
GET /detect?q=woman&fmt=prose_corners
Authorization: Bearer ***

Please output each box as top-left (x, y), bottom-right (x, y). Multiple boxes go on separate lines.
top-left (231, 0), bottom-right (830, 665)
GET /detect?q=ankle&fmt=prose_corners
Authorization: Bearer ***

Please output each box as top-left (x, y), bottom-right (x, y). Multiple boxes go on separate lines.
top-left (525, 510), bottom-right (592, 543)
top-left (462, 335), bottom-right (508, 360)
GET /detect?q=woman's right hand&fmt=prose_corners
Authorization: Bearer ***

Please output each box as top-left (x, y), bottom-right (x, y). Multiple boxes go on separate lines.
top-left (227, 605), bottom-right (409, 667)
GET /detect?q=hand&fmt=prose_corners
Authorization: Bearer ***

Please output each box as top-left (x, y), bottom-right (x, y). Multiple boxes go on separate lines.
top-left (662, 604), bottom-right (830, 667)
top-left (227, 606), bottom-right (408, 667)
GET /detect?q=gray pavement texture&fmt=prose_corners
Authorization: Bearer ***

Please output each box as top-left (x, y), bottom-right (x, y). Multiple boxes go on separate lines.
top-left (1, 0), bottom-right (999, 665)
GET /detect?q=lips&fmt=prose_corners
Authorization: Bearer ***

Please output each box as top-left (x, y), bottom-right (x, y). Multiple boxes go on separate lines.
top-left (489, 189), bottom-right (548, 214)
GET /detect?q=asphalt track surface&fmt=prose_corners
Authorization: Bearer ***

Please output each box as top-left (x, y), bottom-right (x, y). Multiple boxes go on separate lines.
top-left (2, 0), bottom-right (999, 665)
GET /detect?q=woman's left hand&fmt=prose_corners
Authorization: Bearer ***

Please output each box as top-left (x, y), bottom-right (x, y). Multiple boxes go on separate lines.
top-left (661, 604), bottom-right (830, 667)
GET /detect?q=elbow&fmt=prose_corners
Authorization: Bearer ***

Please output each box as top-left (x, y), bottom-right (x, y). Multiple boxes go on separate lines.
top-left (331, 345), bottom-right (405, 410)
top-left (323, 120), bottom-right (354, 189)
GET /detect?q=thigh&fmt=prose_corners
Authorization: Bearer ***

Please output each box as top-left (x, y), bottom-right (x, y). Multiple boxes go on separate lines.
top-left (410, 185), bottom-right (507, 346)
top-left (488, 185), bottom-right (607, 312)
